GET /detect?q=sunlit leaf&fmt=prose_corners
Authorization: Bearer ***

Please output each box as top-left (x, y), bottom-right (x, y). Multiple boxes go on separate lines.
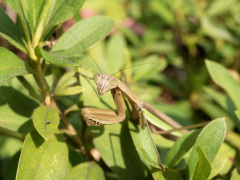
top-left (206, 60), bottom-right (240, 129)
top-left (52, 16), bottom-right (114, 55)
top-left (129, 121), bottom-right (163, 170)
top-left (152, 168), bottom-right (183, 180)
top-left (192, 147), bottom-right (211, 180)
top-left (0, 7), bottom-right (26, 52)
top-left (36, 46), bottom-right (82, 66)
top-left (68, 162), bottom-right (105, 180)
top-left (42, 0), bottom-right (86, 38)
top-left (55, 86), bottom-right (84, 96)
top-left (32, 106), bottom-right (60, 140)
top-left (209, 143), bottom-right (236, 178)
top-left (165, 130), bottom-right (201, 167)
top-left (202, 17), bottom-right (240, 45)
top-left (0, 48), bottom-right (30, 85)
top-left (231, 169), bottom-right (240, 180)
top-left (16, 130), bottom-right (68, 180)
top-left (186, 118), bottom-right (226, 179)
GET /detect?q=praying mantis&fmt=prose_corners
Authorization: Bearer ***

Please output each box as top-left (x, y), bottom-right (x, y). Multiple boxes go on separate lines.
top-left (80, 71), bottom-right (188, 170)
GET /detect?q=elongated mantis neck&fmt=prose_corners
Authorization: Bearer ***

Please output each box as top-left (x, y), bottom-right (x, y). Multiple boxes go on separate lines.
top-left (118, 81), bottom-right (141, 104)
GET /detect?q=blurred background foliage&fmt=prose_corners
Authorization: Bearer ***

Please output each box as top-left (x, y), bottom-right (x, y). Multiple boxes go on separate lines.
top-left (78, 0), bottom-right (240, 126)
top-left (1, 0), bottom-right (240, 179)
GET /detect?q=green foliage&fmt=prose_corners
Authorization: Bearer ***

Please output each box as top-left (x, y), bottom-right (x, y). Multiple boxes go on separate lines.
top-left (0, 47), bottom-right (30, 85)
top-left (192, 147), bottom-right (211, 180)
top-left (187, 118), bottom-right (226, 179)
top-left (68, 162), bottom-right (105, 180)
top-left (0, 0), bottom-right (240, 179)
top-left (165, 130), bottom-right (201, 167)
top-left (16, 130), bottom-right (68, 180)
top-left (32, 106), bottom-right (60, 140)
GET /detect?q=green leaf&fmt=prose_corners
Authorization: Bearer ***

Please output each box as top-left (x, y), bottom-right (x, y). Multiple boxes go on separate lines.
top-left (0, 86), bottom-right (39, 117)
top-left (143, 109), bottom-right (183, 137)
top-left (198, 98), bottom-right (235, 130)
top-left (149, 0), bottom-right (175, 25)
top-left (152, 168), bottom-right (183, 180)
top-left (0, 7), bottom-right (26, 52)
top-left (207, 0), bottom-right (237, 17)
top-left (186, 118), bottom-right (226, 180)
top-left (68, 162), bottom-right (105, 180)
top-left (36, 45), bottom-right (82, 66)
top-left (42, 0), bottom-right (86, 38)
top-left (165, 130), bottom-right (201, 167)
top-left (16, 130), bottom-right (68, 180)
top-left (16, 0), bottom-right (46, 34)
top-left (201, 16), bottom-right (240, 45)
top-left (106, 33), bottom-right (126, 74)
top-left (226, 130), bottom-right (240, 151)
top-left (90, 122), bottom-right (147, 180)
top-left (32, 106), bottom-right (60, 140)
top-left (4, 0), bottom-right (32, 42)
top-left (55, 86), bottom-right (84, 96)
top-left (128, 121), bottom-right (163, 170)
top-left (192, 147), bottom-right (211, 180)
top-left (132, 55), bottom-right (167, 81)
top-left (52, 16), bottom-right (114, 55)
top-left (55, 71), bottom-right (77, 91)
top-left (0, 47), bottom-right (30, 85)
top-left (209, 143), bottom-right (236, 178)
top-left (0, 104), bottom-right (33, 134)
top-left (141, 148), bottom-right (164, 170)
top-left (203, 87), bottom-right (239, 129)
top-left (231, 169), bottom-right (240, 180)
top-left (54, 71), bottom-right (84, 96)
top-left (206, 60), bottom-right (240, 112)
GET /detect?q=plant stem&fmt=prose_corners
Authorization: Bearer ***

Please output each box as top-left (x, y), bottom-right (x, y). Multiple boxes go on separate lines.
top-left (30, 51), bottom-right (90, 158)
top-left (33, 59), bottom-right (51, 105)
top-left (51, 100), bottom-right (91, 159)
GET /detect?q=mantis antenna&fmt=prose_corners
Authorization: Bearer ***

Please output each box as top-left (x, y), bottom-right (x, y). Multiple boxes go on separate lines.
top-left (67, 30), bottom-right (103, 74)
top-left (109, 62), bottom-right (157, 79)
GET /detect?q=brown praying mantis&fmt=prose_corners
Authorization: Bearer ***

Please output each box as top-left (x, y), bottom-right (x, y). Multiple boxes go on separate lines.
top-left (80, 68), bottom-right (188, 170)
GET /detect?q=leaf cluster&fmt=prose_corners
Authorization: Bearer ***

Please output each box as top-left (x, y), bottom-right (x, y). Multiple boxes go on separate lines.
top-left (0, 0), bottom-right (240, 180)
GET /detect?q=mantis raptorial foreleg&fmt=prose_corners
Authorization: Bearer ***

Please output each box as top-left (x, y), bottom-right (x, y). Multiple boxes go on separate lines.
top-left (82, 88), bottom-right (125, 125)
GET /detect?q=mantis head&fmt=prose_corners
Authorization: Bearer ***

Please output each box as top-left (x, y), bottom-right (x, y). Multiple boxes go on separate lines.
top-left (93, 73), bottom-right (119, 96)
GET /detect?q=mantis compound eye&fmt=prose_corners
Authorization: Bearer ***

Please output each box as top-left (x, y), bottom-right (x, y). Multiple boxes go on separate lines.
top-left (93, 74), bottom-right (101, 84)
top-left (109, 80), bottom-right (118, 89)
